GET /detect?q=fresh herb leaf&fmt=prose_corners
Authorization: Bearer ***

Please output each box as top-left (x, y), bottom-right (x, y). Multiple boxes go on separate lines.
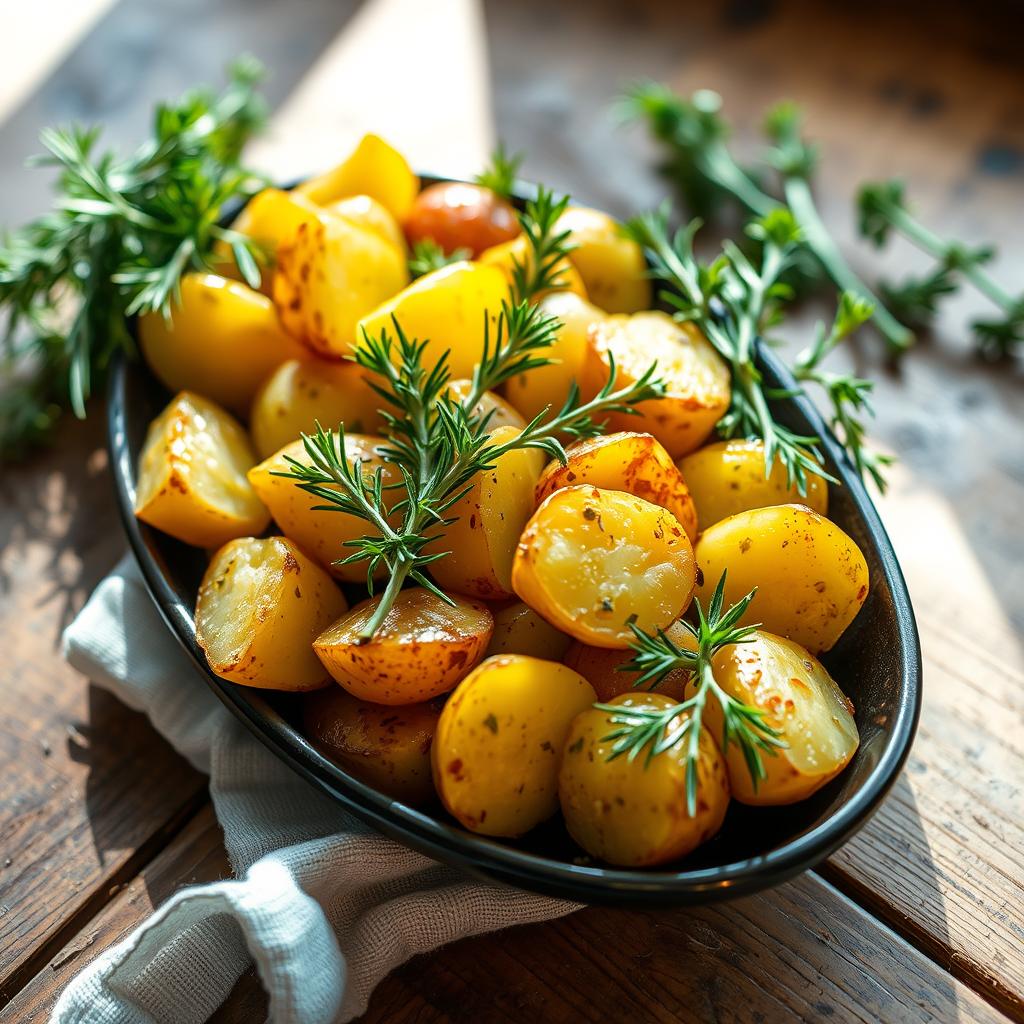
top-left (474, 142), bottom-right (524, 201)
top-left (408, 239), bottom-right (471, 279)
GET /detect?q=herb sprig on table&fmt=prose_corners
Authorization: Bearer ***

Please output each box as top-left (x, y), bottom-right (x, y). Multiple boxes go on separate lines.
top-left (597, 572), bottom-right (785, 813)
top-left (0, 59), bottom-right (268, 459)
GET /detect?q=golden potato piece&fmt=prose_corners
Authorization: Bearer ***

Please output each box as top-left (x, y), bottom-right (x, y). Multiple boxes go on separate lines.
top-left (697, 631), bottom-right (859, 805)
top-left (535, 431), bottom-right (698, 542)
top-left (427, 425), bottom-right (543, 601)
top-left (327, 193), bottom-right (407, 255)
top-left (555, 206), bottom-right (651, 314)
top-left (303, 688), bottom-right (440, 804)
top-left (247, 435), bottom-right (399, 581)
top-left (134, 391), bottom-right (270, 549)
top-left (562, 620), bottom-right (695, 703)
top-left (446, 379), bottom-right (526, 431)
top-left (196, 536), bottom-right (348, 690)
top-left (249, 357), bottom-right (387, 461)
top-left (485, 602), bottom-right (573, 661)
top-left (139, 274), bottom-right (303, 416)
top-left (356, 261), bottom-right (507, 381)
top-left (502, 291), bottom-right (606, 422)
top-left (433, 655), bottom-right (596, 836)
top-left (695, 504), bottom-right (869, 653)
top-left (679, 439), bottom-right (828, 529)
top-left (479, 234), bottom-right (588, 299)
top-left (512, 485), bottom-right (696, 648)
top-left (583, 311), bottom-right (730, 459)
top-left (314, 587), bottom-right (493, 705)
top-left (274, 207), bottom-right (409, 359)
top-left (296, 133), bottom-right (419, 219)
top-left (559, 693), bottom-right (730, 866)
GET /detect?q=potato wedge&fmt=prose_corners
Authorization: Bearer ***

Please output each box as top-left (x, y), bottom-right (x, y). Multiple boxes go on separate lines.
top-left (679, 439), bottom-right (828, 528)
top-left (296, 133), bottom-right (419, 219)
top-left (139, 274), bottom-right (303, 416)
top-left (274, 207), bottom-right (409, 359)
top-left (355, 261), bottom-right (507, 380)
top-left (535, 431), bottom-right (698, 542)
top-left (512, 485), bottom-right (696, 648)
top-left (696, 631), bottom-right (859, 805)
top-left (303, 688), bottom-right (440, 804)
top-left (427, 425), bottom-right (543, 600)
top-left (559, 693), bottom-right (730, 866)
top-left (197, 536), bottom-right (347, 690)
top-left (250, 358), bottom-right (387, 460)
top-left (327, 193), bottom-right (407, 255)
top-left (502, 292), bottom-right (606, 422)
top-left (446, 379), bottom-right (526, 431)
top-left (247, 435), bottom-right (399, 581)
top-left (562, 620), bottom-right (695, 702)
top-left (485, 602), bottom-right (573, 661)
top-left (695, 504), bottom-right (869, 653)
top-left (583, 311), bottom-right (730, 459)
top-left (314, 587), bottom-right (493, 704)
top-left (479, 234), bottom-right (588, 299)
top-left (555, 206), bottom-right (651, 314)
top-left (134, 391), bottom-right (270, 548)
top-left (433, 655), bottom-right (596, 836)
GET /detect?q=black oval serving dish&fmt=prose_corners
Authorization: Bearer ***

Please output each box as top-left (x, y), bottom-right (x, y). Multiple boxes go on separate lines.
top-left (107, 176), bottom-right (921, 906)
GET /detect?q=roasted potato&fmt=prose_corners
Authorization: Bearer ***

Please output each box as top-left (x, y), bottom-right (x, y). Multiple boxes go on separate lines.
top-left (433, 655), bottom-right (596, 836)
top-left (445, 379), bottom-right (526, 431)
top-left (303, 688), bottom-right (440, 804)
top-left (356, 261), bottom-right (507, 380)
top-left (135, 391), bottom-right (270, 548)
top-left (583, 311), bottom-right (730, 459)
top-left (249, 358), bottom-right (387, 460)
top-left (296, 133), bottom-right (418, 219)
top-left (314, 587), bottom-right (493, 704)
top-left (485, 602), bottom-right (573, 661)
top-left (512, 485), bottom-right (696, 648)
top-left (502, 291), bottom-right (606, 422)
top-left (555, 206), bottom-right (650, 314)
top-left (695, 504), bottom-right (869, 653)
top-left (327, 194), bottom-right (407, 255)
top-left (225, 187), bottom-right (321, 255)
top-left (274, 207), bottom-right (409, 359)
top-left (479, 234), bottom-right (588, 299)
top-left (535, 431), bottom-right (698, 542)
top-left (197, 536), bottom-right (348, 690)
top-left (427, 425), bottom-right (544, 600)
top-left (139, 274), bottom-right (303, 416)
top-left (696, 631), bottom-right (859, 805)
top-left (247, 435), bottom-right (399, 581)
top-left (562, 620), bottom-right (695, 702)
top-left (404, 181), bottom-right (520, 257)
top-left (679, 439), bottom-right (828, 528)
top-left (559, 693), bottom-right (730, 866)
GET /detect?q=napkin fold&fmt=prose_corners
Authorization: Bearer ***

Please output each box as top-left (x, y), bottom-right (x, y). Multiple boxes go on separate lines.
top-left (54, 557), bottom-right (577, 1024)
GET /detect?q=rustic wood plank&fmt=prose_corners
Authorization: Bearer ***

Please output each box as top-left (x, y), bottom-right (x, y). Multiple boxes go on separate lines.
top-left (0, 411), bottom-right (207, 1004)
top-left (0, 805), bottom-right (229, 1024)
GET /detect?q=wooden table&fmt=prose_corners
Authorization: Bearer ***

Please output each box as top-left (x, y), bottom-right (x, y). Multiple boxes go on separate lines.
top-left (1, 1), bottom-right (1022, 1020)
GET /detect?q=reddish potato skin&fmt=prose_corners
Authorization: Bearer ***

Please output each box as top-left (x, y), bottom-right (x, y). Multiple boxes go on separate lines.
top-left (404, 182), bottom-right (520, 257)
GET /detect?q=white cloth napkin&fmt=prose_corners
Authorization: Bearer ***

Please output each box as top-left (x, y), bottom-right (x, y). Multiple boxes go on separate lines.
top-left (53, 557), bottom-right (578, 1024)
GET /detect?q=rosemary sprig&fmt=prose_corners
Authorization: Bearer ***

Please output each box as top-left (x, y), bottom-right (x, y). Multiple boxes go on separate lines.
top-left (408, 239), bottom-right (471, 279)
top-left (474, 142), bottom-right (524, 201)
top-left (0, 59), bottom-right (267, 459)
top-left (510, 187), bottom-right (574, 303)
top-left (858, 180), bottom-right (1024, 358)
top-left (597, 572), bottom-right (785, 815)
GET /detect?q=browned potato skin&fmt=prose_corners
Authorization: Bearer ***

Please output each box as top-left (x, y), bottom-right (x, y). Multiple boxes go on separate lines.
top-left (535, 432), bottom-right (698, 542)
top-left (678, 439), bottom-right (828, 529)
top-left (559, 693), bottom-right (730, 866)
top-left (314, 587), bottom-right (494, 704)
top-left (562, 620), bottom-right (695, 702)
top-left (403, 181), bottom-right (521, 257)
top-left (485, 602), bottom-right (573, 661)
top-left (303, 688), bottom-right (440, 804)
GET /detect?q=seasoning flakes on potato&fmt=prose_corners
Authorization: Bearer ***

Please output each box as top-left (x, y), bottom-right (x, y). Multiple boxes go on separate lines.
top-left (314, 587), bottom-right (493, 705)
top-left (433, 655), bottom-right (596, 836)
top-left (197, 536), bottom-right (348, 691)
top-left (512, 485), bottom-right (696, 648)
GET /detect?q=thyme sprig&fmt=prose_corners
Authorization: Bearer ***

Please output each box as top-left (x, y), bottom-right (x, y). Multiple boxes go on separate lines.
top-left (858, 180), bottom-right (1024, 358)
top-left (597, 572), bottom-right (785, 815)
top-left (0, 59), bottom-right (267, 458)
